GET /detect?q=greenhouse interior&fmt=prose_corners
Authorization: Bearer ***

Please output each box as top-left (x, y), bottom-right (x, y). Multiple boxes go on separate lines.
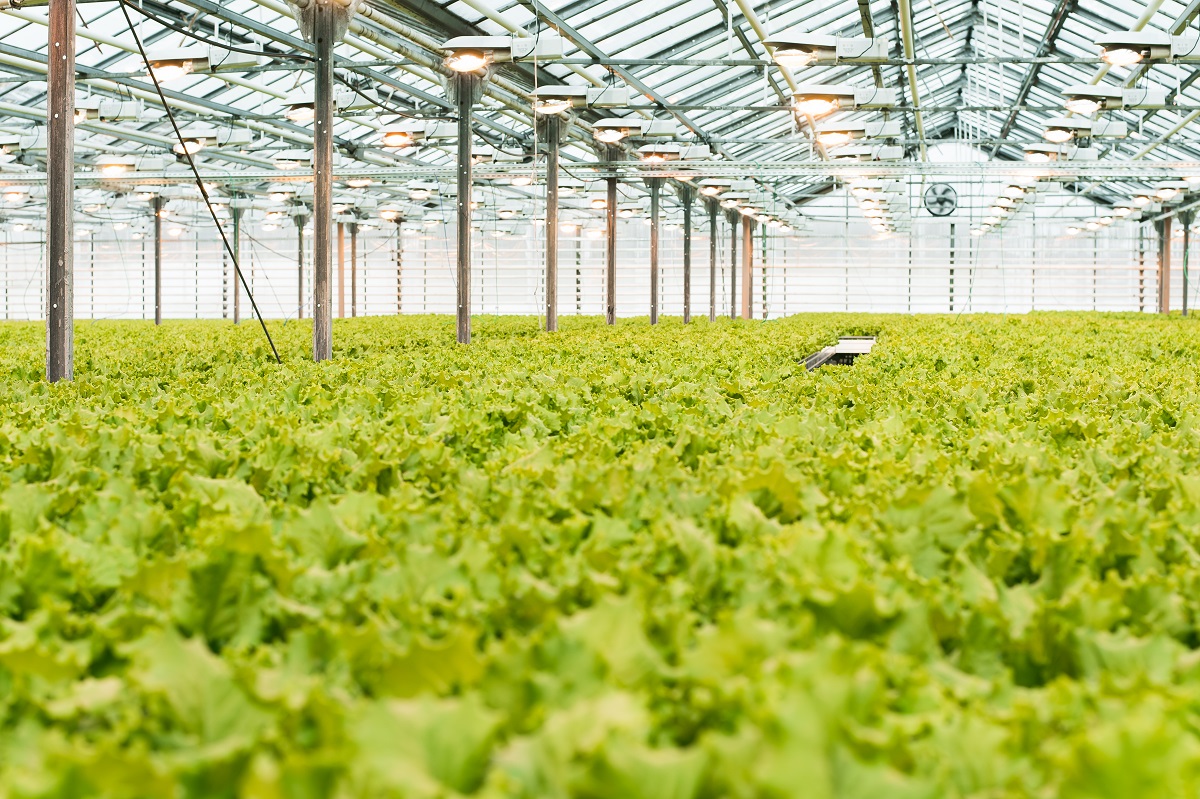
top-left (7, 0), bottom-right (1200, 795)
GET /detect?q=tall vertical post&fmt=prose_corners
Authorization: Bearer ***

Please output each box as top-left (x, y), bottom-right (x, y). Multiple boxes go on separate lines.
top-left (606, 147), bottom-right (618, 325)
top-left (545, 114), bottom-right (560, 332)
top-left (351, 223), bottom-right (358, 318)
top-left (729, 211), bottom-right (739, 319)
top-left (741, 216), bottom-right (752, 319)
top-left (337, 222), bottom-right (346, 319)
top-left (708, 200), bottom-right (717, 323)
top-left (682, 187), bottom-right (693, 324)
top-left (649, 178), bottom-right (660, 325)
top-left (232, 205), bottom-right (242, 324)
top-left (948, 222), bottom-right (955, 313)
top-left (153, 196), bottom-right (163, 326)
top-left (455, 72), bottom-right (476, 344)
top-left (296, 215), bottom-right (306, 320)
top-left (46, 0), bottom-right (75, 382)
top-left (311, 3), bottom-right (334, 360)
top-left (1160, 217), bottom-right (1173, 315)
top-left (396, 219), bottom-right (403, 314)
top-left (1183, 212), bottom-right (1194, 317)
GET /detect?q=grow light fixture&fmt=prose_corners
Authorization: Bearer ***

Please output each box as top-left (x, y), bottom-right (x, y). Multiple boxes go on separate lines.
top-left (143, 46), bottom-right (260, 83)
top-left (273, 149), bottom-right (312, 170)
top-left (592, 117), bottom-right (677, 145)
top-left (792, 84), bottom-right (898, 117)
top-left (1094, 30), bottom-right (1195, 66)
top-left (698, 179), bottom-right (733, 197)
top-left (380, 119), bottom-right (455, 149)
top-left (816, 120), bottom-right (901, 147)
top-left (74, 97), bottom-right (141, 123)
top-left (441, 33), bottom-right (563, 73)
top-left (532, 85), bottom-right (630, 115)
top-left (763, 31), bottom-right (890, 69)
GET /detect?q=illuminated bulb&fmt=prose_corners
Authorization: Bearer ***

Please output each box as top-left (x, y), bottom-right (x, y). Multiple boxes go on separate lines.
top-left (275, 159), bottom-right (302, 171)
top-left (560, 222), bottom-right (579, 233)
top-left (173, 138), bottom-right (205, 156)
top-left (983, 216), bottom-right (1001, 225)
top-left (720, 198), bottom-right (740, 209)
top-left (700, 185), bottom-right (723, 197)
top-left (380, 209), bottom-right (400, 221)
top-left (590, 198), bottom-right (607, 210)
top-left (1156, 187), bottom-right (1179, 201)
top-left (794, 97), bottom-right (839, 117)
top-left (534, 98), bottom-right (573, 115)
top-left (409, 188), bottom-right (432, 200)
top-left (640, 152), bottom-right (667, 163)
top-left (1067, 226), bottom-right (1081, 236)
top-left (381, 130), bottom-right (416, 148)
top-left (619, 208), bottom-right (634, 219)
top-left (818, 131), bottom-right (852, 147)
top-left (1064, 97), bottom-right (1102, 115)
top-left (100, 162), bottom-right (132, 178)
top-left (989, 205), bottom-right (1007, 216)
top-left (1086, 221), bottom-right (1101, 231)
top-left (262, 222), bottom-right (279, 231)
top-left (470, 201), bottom-right (480, 210)
top-left (74, 108), bottom-right (89, 123)
top-left (149, 59), bottom-right (194, 83)
top-left (268, 192), bottom-right (291, 203)
top-left (135, 192), bottom-right (155, 202)
top-left (773, 47), bottom-right (819, 69)
top-left (444, 50), bottom-right (489, 73)
top-left (1113, 206), bottom-right (1133, 217)
top-left (738, 206), bottom-right (757, 216)
top-left (1101, 47), bottom-right (1143, 68)
top-left (1043, 127), bottom-right (1074, 144)
top-left (780, 224), bottom-right (792, 232)
top-left (168, 227), bottom-right (184, 237)
top-left (403, 227), bottom-right (420, 237)
top-left (1133, 195), bottom-right (1153, 207)
top-left (13, 223), bottom-right (29, 232)
top-left (489, 229), bottom-right (508, 238)
top-left (1024, 151), bottom-right (1053, 164)
top-left (131, 230), bottom-right (144, 239)
top-left (346, 178), bottom-right (373, 188)
top-left (971, 228), bottom-right (985, 237)
top-left (511, 175), bottom-right (534, 187)
top-left (113, 222), bottom-right (129, 231)
top-left (585, 228), bottom-right (603, 239)
top-left (3, 191), bottom-right (25, 204)
top-left (497, 209), bottom-right (515, 220)
top-left (1097, 216), bottom-right (1114, 226)
top-left (157, 209), bottom-right (170, 219)
top-left (766, 219), bottom-right (782, 228)
top-left (1001, 186), bottom-right (1026, 200)
top-left (594, 128), bottom-right (628, 144)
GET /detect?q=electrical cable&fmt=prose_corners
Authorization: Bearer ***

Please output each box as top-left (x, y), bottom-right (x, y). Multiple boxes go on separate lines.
top-left (123, 1), bottom-right (315, 62)
top-left (119, 0), bottom-right (282, 364)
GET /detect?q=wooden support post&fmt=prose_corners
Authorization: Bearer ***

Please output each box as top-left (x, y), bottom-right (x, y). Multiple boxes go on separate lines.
top-left (46, 0), bottom-right (75, 381)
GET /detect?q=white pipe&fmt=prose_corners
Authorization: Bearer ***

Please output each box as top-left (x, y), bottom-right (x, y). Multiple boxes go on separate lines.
top-left (897, 0), bottom-right (927, 161)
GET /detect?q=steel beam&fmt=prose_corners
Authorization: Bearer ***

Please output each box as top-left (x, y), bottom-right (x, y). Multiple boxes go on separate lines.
top-left (729, 211), bottom-right (738, 320)
top-left (45, 0), bottom-right (74, 382)
top-left (232, 205), bottom-right (242, 324)
top-left (682, 186), bottom-right (693, 324)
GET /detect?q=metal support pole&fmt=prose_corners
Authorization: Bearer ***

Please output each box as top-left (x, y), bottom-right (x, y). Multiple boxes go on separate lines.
top-left (455, 72), bottom-right (476, 345)
top-left (297, 215), bottom-right (306, 320)
top-left (606, 150), bottom-right (618, 325)
top-left (312, 4), bottom-right (334, 361)
top-left (351, 223), bottom-right (358, 318)
top-left (708, 201), bottom-right (717, 323)
top-left (545, 115), bottom-right (559, 333)
top-left (46, 0), bottom-right (75, 382)
top-left (682, 188), bottom-right (693, 324)
top-left (729, 212), bottom-right (739, 319)
top-left (1183, 212), bottom-right (1194, 317)
top-left (337, 222), bottom-right (345, 319)
top-left (741, 216), bottom-right (752, 319)
top-left (153, 196), bottom-right (163, 326)
top-left (232, 206), bottom-right (242, 324)
top-left (649, 178), bottom-right (660, 325)
top-left (396, 219), bottom-right (403, 314)
top-left (1160, 217), bottom-right (1173, 315)
top-left (948, 222), bottom-right (955, 313)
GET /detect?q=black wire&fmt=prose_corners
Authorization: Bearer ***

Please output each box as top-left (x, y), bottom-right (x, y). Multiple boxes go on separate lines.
top-left (123, 1), bottom-right (315, 62)
top-left (119, 0), bottom-right (283, 365)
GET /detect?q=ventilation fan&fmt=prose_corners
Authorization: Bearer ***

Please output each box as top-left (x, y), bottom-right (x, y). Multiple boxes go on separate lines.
top-left (923, 183), bottom-right (958, 217)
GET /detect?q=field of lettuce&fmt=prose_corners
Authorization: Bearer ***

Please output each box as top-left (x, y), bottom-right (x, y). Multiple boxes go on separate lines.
top-left (4, 312), bottom-right (1200, 797)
